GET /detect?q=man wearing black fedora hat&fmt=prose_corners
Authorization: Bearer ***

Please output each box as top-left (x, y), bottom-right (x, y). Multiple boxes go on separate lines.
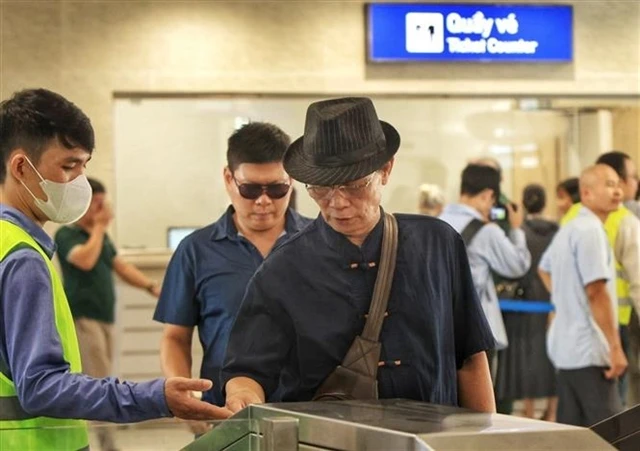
top-left (221, 97), bottom-right (496, 413)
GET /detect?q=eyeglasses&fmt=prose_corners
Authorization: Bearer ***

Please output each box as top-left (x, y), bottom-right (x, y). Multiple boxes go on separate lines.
top-left (305, 173), bottom-right (378, 201)
top-left (233, 177), bottom-right (291, 200)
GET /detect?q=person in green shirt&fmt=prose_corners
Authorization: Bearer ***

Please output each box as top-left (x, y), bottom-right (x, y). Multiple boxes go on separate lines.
top-left (55, 177), bottom-right (161, 450)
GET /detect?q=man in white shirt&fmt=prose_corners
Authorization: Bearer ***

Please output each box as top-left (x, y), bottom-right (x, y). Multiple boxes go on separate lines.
top-left (539, 164), bottom-right (628, 427)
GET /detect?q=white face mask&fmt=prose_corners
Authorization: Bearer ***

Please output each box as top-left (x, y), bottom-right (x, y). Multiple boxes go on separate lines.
top-left (19, 157), bottom-right (92, 224)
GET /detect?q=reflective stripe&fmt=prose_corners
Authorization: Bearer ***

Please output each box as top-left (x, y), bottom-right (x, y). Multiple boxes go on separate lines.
top-left (619, 296), bottom-right (632, 307)
top-left (619, 301), bottom-right (633, 326)
top-left (0, 396), bottom-right (35, 421)
top-left (563, 207), bottom-right (634, 326)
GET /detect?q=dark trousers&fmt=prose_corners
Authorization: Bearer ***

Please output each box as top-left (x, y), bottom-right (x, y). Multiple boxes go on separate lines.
top-left (628, 312), bottom-right (640, 406)
top-left (618, 325), bottom-right (630, 406)
top-left (557, 367), bottom-right (623, 427)
top-left (487, 349), bottom-right (513, 414)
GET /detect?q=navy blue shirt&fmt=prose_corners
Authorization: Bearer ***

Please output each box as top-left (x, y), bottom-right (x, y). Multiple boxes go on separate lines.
top-left (222, 210), bottom-right (495, 405)
top-left (153, 206), bottom-right (310, 406)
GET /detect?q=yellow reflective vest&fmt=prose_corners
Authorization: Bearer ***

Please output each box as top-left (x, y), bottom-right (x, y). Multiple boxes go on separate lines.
top-left (561, 204), bottom-right (633, 325)
top-left (0, 220), bottom-right (89, 450)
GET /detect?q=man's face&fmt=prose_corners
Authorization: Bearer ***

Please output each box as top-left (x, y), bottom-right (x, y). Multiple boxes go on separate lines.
top-left (224, 162), bottom-right (292, 232)
top-left (583, 166), bottom-right (623, 215)
top-left (11, 140), bottom-right (91, 221)
top-left (556, 188), bottom-right (574, 217)
top-left (309, 161), bottom-right (393, 239)
top-left (622, 158), bottom-right (639, 202)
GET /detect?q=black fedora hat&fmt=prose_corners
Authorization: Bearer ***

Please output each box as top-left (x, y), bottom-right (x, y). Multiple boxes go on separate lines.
top-left (284, 97), bottom-right (400, 186)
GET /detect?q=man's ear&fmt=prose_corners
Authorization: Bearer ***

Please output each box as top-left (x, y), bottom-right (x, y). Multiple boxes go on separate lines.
top-left (380, 158), bottom-right (395, 185)
top-left (285, 171), bottom-right (294, 185)
top-left (479, 188), bottom-right (495, 205)
top-left (223, 166), bottom-right (233, 184)
top-left (8, 151), bottom-right (29, 181)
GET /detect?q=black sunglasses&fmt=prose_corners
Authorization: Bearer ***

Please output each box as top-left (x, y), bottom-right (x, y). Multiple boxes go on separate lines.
top-left (233, 177), bottom-right (291, 200)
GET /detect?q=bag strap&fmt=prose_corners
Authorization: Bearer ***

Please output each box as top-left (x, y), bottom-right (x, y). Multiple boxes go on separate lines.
top-left (361, 213), bottom-right (399, 342)
top-left (460, 218), bottom-right (485, 247)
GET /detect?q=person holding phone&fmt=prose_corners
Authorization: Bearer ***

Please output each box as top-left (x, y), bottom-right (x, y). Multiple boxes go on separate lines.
top-left (472, 157), bottom-right (513, 233)
top-left (440, 164), bottom-right (531, 377)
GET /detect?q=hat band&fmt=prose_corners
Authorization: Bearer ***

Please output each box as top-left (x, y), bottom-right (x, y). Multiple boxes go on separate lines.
top-left (309, 138), bottom-right (385, 168)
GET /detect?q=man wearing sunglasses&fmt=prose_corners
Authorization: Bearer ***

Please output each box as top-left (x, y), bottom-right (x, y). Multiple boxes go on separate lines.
top-left (153, 122), bottom-right (310, 434)
top-left (222, 97), bottom-right (496, 414)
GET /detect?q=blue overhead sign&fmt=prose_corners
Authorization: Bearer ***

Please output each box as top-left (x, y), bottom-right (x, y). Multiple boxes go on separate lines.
top-left (367, 3), bottom-right (573, 62)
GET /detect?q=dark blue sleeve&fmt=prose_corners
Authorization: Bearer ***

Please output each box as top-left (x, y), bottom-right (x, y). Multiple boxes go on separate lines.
top-left (153, 243), bottom-right (199, 326)
top-left (451, 234), bottom-right (496, 369)
top-left (221, 266), bottom-right (293, 398)
top-left (0, 249), bottom-right (171, 422)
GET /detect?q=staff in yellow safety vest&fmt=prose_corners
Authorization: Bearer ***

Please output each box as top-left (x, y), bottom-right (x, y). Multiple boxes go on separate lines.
top-left (561, 151), bottom-right (640, 407)
top-left (0, 89), bottom-right (232, 451)
top-left (596, 151), bottom-right (640, 408)
top-left (561, 203), bottom-right (638, 327)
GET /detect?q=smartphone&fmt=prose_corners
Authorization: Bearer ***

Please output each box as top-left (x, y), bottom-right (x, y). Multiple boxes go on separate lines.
top-left (490, 206), bottom-right (508, 221)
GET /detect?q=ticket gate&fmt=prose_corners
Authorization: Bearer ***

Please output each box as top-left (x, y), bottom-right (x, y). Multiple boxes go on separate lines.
top-left (184, 399), bottom-right (618, 450)
top-left (590, 403), bottom-right (640, 451)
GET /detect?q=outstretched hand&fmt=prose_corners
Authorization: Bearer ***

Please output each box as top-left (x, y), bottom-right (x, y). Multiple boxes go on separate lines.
top-left (165, 378), bottom-right (233, 421)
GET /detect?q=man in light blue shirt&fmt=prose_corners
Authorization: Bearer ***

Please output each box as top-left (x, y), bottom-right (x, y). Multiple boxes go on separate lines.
top-left (539, 164), bottom-right (627, 427)
top-left (440, 164), bottom-right (531, 363)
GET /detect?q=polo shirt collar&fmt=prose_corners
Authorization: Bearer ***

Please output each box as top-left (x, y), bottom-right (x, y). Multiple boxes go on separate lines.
top-left (578, 205), bottom-right (602, 221)
top-left (210, 205), bottom-right (307, 241)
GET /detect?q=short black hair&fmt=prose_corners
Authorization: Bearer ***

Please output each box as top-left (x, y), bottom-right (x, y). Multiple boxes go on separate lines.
top-left (226, 122), bottom-right (291, 172)
top-left (556, 177), bottom-right (580, 203)
top-left (87, 177), bottom-right (106, 194)
top-left (596, 151), bottom-right (631, 181)
top-left (0, 88), bottom-right (94, 183)
top-left (460, 164), bottom-right (501, 198)
top-left (523, 183), bottom-right (546, 214)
